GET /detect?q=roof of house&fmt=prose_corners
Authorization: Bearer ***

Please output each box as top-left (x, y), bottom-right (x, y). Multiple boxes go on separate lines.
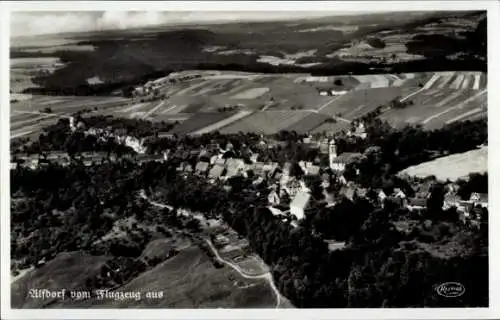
top-left (332, 152), bottom-right (362, 164)
top-left (385, 196), bottom-right (405, 206)
top-left (208, 164), bottom-right (224, 178)
top-left (408, 198), bottom-right (427, 207)
top-left (195, 161), bottom-right (210, 173)
top-left (478, 193), bottom-right (488, 203)
top-left (444, 193), bottom-right (460, 204)
top-left (356, 188), bottom-right (368, 198)
top-left (306, 165), bottom-right (320, 175)
top-left (290, 190), bottom-right (311, 210)
top-left (215, 158), bottom-right (226, 166)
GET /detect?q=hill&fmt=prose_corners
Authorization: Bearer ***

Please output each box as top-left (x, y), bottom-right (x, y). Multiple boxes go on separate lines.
top-left (399, 146), bottom-right (487, 181)
top-left (11, 11), bottom-right (486, 96)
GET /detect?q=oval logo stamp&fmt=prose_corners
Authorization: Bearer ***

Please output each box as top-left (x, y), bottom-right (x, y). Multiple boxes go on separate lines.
top-left (435, 282), bottom-right (466, 298)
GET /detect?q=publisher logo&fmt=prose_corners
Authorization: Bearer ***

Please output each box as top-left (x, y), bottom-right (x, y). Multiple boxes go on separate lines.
top-left (435, 282), bottom-right (465, 298)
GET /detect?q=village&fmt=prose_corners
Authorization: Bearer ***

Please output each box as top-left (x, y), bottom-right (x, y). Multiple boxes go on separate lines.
top-left (10, 115), bottom-right (487, 234)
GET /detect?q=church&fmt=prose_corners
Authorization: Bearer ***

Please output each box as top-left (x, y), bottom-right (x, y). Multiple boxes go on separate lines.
top-left (328, 139), bottom-right (362, 172)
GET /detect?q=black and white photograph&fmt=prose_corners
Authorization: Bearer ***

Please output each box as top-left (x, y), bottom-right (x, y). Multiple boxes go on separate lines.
top-left (1, 1), bottom-right (498, 318)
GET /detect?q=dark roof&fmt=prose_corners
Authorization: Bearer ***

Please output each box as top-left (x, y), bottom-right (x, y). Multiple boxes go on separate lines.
top-left (478, 193), bottom-right (488, 203)
top-left (332, 152), bottom-right (362, 164)
top-left (385, 196), bottom-right (405, 206)
top-left (408, 198), bottom-right (427, 207)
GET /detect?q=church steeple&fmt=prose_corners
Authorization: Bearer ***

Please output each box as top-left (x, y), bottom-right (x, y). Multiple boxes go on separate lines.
top-left (329, 139), bottom-right (337, 169)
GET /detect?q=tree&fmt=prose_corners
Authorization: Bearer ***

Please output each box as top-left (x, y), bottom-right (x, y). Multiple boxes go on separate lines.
top-left (426, 183), bottom-right (445, 214)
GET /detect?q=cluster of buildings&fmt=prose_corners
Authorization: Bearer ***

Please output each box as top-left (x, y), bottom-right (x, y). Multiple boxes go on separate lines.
top-left (70, 117), bottom-right (148, 154)
top-left (376, 184), bottom-right (487, 226)
top-left (11, 152), bottom-right (110, 169)
top-left (10, 151), bottom-right (168, 170)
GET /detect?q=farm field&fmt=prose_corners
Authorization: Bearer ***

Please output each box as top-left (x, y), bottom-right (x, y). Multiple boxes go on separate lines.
top-left (310, 120), bottom-right (351, 135)
top-left (168, 112), bottom-right (238, 134)
top-left (381, 88), bottom-right (487, 130)
top-left (284, 112), bottom-right (332, 134)
top-left (315, 86), bottom-right (416, 119)
top-left (399, 146), bottom-right (487, 182)
top-left (10, 95), bottom-right (131, 141)
top-left (219, 110), bottom-right (313, 135)
top-left (9, 70), bottom-right (488, 140)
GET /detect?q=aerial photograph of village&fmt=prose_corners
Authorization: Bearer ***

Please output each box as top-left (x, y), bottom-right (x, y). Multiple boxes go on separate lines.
top-left (8, 8), bottom-right (488, 310)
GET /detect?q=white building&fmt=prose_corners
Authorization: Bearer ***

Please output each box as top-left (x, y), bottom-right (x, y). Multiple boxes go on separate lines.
top-left (329, 139), bottom-right (362, 172)
top-left (268, 190), bottom-right (281, 206)
top-left (290, 190), bottom-right (311, 220)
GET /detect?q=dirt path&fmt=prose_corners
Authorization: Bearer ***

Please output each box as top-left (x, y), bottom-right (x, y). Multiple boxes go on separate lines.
top-left (140, 191), bottom-right (284, 308)
top-left (205, 239), bottom-right (282, 308)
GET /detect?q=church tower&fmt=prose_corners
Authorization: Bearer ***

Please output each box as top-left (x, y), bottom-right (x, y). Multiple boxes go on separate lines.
top-left (329, 139), bottom-right (337, 169)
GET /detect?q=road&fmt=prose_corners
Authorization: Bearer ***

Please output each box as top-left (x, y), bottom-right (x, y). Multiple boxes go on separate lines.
top-left (205, 239), bottom-right (282, 308)
top-left (140, 190), bottom-right (283, 308)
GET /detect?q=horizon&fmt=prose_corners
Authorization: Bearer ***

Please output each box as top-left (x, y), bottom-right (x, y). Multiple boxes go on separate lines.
top-left (11, 10), bottom-right (398, 38)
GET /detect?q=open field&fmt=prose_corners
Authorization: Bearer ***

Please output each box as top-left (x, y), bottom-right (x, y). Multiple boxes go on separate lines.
top-left (10, 70), bottom-right (487, 139)
top-left (57, 246), bottom-right (276, 308)
top-left (399, 146), bottom-right (487, 182)
top-left (219, 110), bottom-right (312, 135)
top-left (168, 112), bottom-right (238, 134)
top-left (11, 252), bottom-right (111, 308)
top-left (315, 86), bottom-right (416, 118)
top-left (381, 88), bottom-right (487, 130)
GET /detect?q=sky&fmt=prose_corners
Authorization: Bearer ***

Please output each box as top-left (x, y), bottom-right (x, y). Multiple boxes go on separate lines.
top-left (11, 11), bottom-right (364, 38)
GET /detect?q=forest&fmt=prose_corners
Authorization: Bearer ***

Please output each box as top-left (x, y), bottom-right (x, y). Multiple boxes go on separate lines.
top-left (11, 157), bottom-right (488, 308)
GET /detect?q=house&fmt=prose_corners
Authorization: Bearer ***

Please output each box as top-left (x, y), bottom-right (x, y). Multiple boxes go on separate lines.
top-left (285, 179), bottom-right (305, 199)
top-left (252, 176), bottom-right (264, 186)
top-left (290, 190), bottom-right (311, 220)
top-left (384, 188), bottom-right (407, 208)
top-left (338, 175), bottom-right (348, 185)
top-left (328, 138), bottom-right (362, 171)
top-left (393, 188), bottom-right (407, 199)
top-left (209, 154), bottom-right (221, 165)
top-left (215, 158), bottom-right (226, 166)
top-left (330, 90), bottom-right (348, 96)
top-left (378, 190), bottom-right (387, 203)
top-left (443, 192), bottom-right (460, 210)
top-left (268, 190), bottom-right (281, 206)
top-left (305, 162), bottom-right (320, 176)
top-left (339, 185), bottom-right (356, 201)
top-left (195, 161), bottom-right (210, 174)
top-left (250, 153), bottom-right (259, 163)
top-left (208, 163), bottom-right (225, 179)
top-left (407, 198), bottom-right (427, 212)
top-left (268, 206), bottom-right (286, 217)
top-left (330, 152), bottom-right (362, 171)
top-left (470, 193), bottom-right (488, 208)
top-left (384, 196), bottom-right (406, 208)
top-left (261, 163), bottom-right (278, 178)
top-left (225, 158), bottom-right (246, 178)
top-left (352, 122), bottom-right (367, 139)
